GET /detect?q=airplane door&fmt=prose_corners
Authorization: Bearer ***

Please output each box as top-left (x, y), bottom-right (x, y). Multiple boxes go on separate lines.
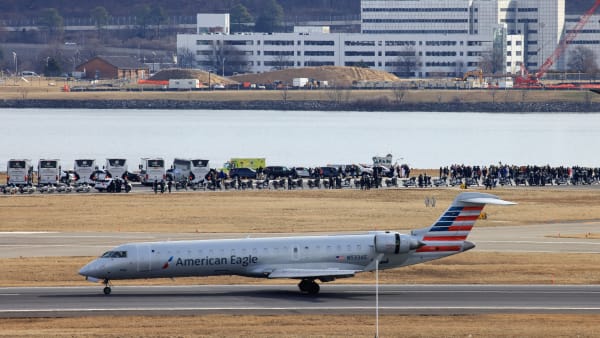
top-left (292, 245), bottom-right (300, 261)
top-left (136, 244), bottom-right (152, 272)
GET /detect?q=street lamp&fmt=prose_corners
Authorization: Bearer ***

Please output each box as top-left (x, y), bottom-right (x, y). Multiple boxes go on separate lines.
top-left (152, 51), bottom-right (157, 73)
top-left (12, 52), bottom-right (17, 76)
top-left (222, 57), bottom-right (226, 76)
top-left (208, 70), bottom-right (211, 90)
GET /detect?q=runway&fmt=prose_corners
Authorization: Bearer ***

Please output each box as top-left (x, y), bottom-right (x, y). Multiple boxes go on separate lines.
top-left (1, 221), bottom-right (600, 258)
top-left (1, 284), bottom-right (599, 317)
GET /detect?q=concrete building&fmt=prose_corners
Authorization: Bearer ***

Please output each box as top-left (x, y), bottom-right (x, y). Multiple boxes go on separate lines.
top-left (176, 1), bottom-right (571, 78)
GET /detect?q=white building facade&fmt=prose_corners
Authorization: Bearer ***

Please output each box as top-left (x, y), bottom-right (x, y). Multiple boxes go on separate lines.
top-left (177, 1), bottom-right (572, 78)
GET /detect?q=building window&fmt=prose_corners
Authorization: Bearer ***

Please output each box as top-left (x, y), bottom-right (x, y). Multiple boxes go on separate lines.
top-left (345, 40), bottom-right (375, 46)
top-left (345, 51), bottom-right (375, 57)
top-left (305, 40), bottom-right (335, 46)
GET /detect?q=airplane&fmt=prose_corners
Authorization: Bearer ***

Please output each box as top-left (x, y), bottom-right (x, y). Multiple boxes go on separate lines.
top-left (79, 192), bottom-right (515, 295)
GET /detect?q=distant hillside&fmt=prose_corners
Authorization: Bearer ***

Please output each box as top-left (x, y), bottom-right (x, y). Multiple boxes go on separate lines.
top-left (0, 0), bottom-right (359, 20)
top-left (0, 0), bottom-right (596, 20)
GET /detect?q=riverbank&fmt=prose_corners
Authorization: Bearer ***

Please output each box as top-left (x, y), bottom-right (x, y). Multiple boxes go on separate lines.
top-left (1, 82), bottom-right (599, 112)
top-left (1, 98), bottom-right (599, 112)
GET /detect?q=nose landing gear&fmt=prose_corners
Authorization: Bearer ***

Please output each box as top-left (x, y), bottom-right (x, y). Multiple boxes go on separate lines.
top-left (298, 279), bottom-right (320, 295)
top-left (103, 279), bottom-right (112, 295)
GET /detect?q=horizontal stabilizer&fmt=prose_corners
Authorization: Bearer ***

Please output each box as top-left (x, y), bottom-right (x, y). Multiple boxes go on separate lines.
top-left (268, 268), bottom-right (357, 279)
top-left (459, 197), bottom-right (516, 205)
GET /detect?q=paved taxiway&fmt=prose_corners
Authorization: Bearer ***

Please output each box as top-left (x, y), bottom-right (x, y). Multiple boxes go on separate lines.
top-left (1, 221), bottom-right (599, 258)
top-left (1, 284), bottom-right (599, 317)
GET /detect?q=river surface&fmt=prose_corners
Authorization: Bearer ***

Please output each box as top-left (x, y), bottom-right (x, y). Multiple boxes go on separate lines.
top-left (1, 108), bottom-right (599, 169)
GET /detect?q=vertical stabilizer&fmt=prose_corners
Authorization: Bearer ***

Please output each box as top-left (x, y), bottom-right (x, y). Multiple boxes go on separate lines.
top-left (411, 192), bottom-right (514, 256)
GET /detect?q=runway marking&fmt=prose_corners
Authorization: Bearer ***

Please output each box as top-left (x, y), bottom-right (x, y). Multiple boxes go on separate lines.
top-left (0, 232), bottom-right (56, 235)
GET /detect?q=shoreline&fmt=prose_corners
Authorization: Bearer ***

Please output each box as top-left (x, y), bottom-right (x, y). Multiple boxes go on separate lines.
top-left (1, 98), bottom-right (599, 112)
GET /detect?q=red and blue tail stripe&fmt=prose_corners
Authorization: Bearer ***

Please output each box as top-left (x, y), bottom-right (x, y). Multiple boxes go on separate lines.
top-left (417, 205), bottom-right (483, 253)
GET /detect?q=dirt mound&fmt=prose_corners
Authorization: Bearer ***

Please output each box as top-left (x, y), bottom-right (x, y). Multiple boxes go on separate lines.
top-left (150, 68), bottom-right (237, 85)
top-left (230, 66), bottom-right (401, 87)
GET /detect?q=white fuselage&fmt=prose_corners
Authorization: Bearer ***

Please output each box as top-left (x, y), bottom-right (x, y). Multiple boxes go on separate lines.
top-left (78, 233), bottom-right (442, 281)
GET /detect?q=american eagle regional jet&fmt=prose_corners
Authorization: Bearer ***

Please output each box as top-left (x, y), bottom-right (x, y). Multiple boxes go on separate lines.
top-left (79, 192), bottom-right (514, 295)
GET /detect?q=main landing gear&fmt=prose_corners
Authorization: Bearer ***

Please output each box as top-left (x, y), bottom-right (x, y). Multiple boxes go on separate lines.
top-left (298, 279), bottom-right (320, 295)
top-left (103, 279), bottom-right (112, 295)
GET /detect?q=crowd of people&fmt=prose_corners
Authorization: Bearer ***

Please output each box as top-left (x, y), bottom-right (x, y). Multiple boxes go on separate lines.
top-left (4, 162), bottom-right (600, 195)
top-left (439, 164), bottom-right (600, 187)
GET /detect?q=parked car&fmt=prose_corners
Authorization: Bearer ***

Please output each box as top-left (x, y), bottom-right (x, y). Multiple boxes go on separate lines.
top-left (291, 167), bottom-right (311, 178)
top-left (228, 168), bottom-right (257, 179)
top-left (60, 170), bottom-right (77, 184)
top-left (319, 166), bottom-right (339, 178)
top-left (264, 166), bottom-right (292, 179)
top-left (124, 171), bottom-right (141, 182)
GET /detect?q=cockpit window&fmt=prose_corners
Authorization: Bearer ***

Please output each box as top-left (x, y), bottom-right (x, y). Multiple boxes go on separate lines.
top-left (101, 251), bottom-right (127, 258)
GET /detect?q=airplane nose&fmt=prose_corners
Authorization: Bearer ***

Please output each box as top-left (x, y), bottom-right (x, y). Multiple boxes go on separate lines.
top-left (79, 264), bottom-right (91, 276)
top-left (79, 260), bottom-right (99, 277)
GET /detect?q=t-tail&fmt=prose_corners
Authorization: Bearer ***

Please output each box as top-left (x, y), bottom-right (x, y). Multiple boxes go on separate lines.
top-left (408, 192), bottom-right (515, 264)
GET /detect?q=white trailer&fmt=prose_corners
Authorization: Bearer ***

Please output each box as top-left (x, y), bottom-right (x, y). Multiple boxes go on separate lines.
top-left (38, 159), bottom-right (61, 185)
top-left (168, 79), bottom-right (200, 90)
top-left (292, 77), bottom-right (309, 87)
top-left (140, 158), bottom-right (166, 186)
top-left (74, 159), bottom-right (96, 184)
top-left (105, 158), bottom-right (128, 179)
top-left (7, 159), bottom-right (33, 186)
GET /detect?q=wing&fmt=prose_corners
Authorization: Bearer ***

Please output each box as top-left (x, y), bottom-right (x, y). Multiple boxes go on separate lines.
top-left (267, 268), bottom-right (357, 279)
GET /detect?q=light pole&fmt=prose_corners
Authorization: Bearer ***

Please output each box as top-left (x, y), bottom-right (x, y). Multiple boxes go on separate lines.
top-left (222, 57), bottom-right (226, 76)
top-left (152, 51), bottom-right (157, 73)
top-left (208, 70), bottom-right (211, 90)
top-left (12, 52), bottom-right (17, 76)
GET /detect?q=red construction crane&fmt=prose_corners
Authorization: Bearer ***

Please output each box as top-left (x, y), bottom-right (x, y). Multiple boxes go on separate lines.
top-left (515, 0), bottom-right (600, 88)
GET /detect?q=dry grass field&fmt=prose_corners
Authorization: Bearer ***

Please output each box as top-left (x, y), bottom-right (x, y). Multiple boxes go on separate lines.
top-left (1, 314), bottom-right (599, 337)
top-left (2, 188), bottom-right (600, 233)
top-left (2, 187), bottom-right (600, 336)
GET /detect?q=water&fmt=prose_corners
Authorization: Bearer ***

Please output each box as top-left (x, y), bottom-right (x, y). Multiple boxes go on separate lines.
top-left (1, 108), bottom-right (599, 170)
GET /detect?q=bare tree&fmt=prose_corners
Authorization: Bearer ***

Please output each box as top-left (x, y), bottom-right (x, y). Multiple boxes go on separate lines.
top-left (392, 85), bottom-right (408, 104)
top-left (270, 53), bottom-right (293, 71)
top-left (394, 47), bottom-right (420, 77)
top-left (177, 47), bottom-right (195, 69)
top-left (326, 86), bottom-right (351, 105)
top-left (209, 44), bottom-right (250, 75)
top-left (567, 46), bottom-right (599, 76)
top-left (479, 48), bottom-right (504, 75)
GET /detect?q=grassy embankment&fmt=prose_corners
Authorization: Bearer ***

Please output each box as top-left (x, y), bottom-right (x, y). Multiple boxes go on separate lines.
top-left (1, 78), bottom-right (598, 104)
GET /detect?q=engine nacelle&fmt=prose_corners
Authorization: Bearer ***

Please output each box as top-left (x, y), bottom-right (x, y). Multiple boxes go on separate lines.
top-left (375, 232), bottom-right (423, 254)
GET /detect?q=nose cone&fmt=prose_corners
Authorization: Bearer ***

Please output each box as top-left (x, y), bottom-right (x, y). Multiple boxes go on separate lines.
top-left (79, 260), bottom-right (101, 278)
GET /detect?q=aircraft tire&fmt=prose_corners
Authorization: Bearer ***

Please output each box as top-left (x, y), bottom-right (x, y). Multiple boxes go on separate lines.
top-left (298, 279), bottom-right (320, 295)
top-left (308, 282), bottom-right (320, 295)
top-left (103, 286), bottom-right (111, 295)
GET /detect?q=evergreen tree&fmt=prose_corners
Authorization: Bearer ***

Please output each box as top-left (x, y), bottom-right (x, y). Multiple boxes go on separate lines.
top-left (254, 0), bottom-right (283, 33)
top-left (231, 3), bottom-right (253, 33)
